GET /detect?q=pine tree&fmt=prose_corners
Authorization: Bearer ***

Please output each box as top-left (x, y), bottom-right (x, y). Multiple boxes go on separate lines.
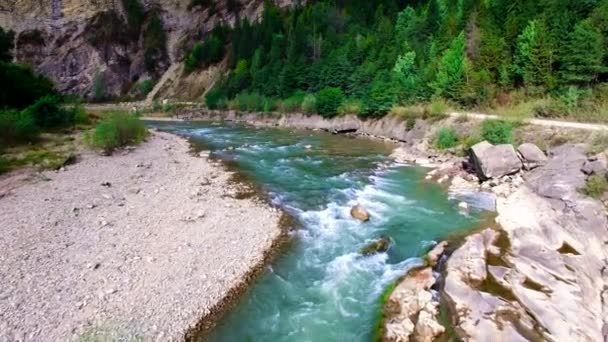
top-left (432, 32), bottom-right (466, 99)
top-left (560, 20), bottom-right (605, 85)
top-left (393, 51), bottom-right (419, 103)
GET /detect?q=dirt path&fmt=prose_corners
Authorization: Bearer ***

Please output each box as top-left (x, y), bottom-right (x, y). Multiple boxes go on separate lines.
top-left (0, 131), bottom-right (282, 341)
top-left (448, 111), bottom-right (608, 131)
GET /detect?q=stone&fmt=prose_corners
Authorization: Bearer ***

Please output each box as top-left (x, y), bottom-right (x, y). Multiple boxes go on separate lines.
top-left (527, 144), bottom-right (587, 200)
top-left (360, 236), bottom-right (391, 256)
top-left (426, 241), bottom-right (448, 267)
top-left (350, 204), bottom-right (370, 222)
top-left (458, 201), bottom-right (469, 211)
top-left (582, 153), bottom-right (607, 175)
top-left (470, 141), bottom-right (522, 180)
top-left (517, 143), bottom-right (547, 170)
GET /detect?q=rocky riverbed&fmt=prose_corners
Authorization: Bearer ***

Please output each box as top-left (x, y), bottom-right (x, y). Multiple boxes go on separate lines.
top-left (0, 131), bottom-right (282, 341)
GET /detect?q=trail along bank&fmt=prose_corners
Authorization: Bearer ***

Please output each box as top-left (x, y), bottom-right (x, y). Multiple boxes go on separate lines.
top-left (0, 131), bottom-right (283, 341)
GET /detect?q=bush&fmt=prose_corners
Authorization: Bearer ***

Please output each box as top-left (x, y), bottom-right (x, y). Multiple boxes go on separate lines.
top-left (423, 98), bottom-right (449, 121)
top-left (0, 61), bottom-right (56, 110)
top-left (279, 90), bottom-right (306, 112)
top-left (234, 92), bottom-right (266, 112)
top-left (301, 94), bottom-right (317, 114)
top-left (205, 88), bottom-right (227, 109)
top-left (0, 156), bottom-right (9, 174)
top-left (316, 87), bottom-right (344, 118)
top-left (580, 174), bottom-right (608, 199)
top-left (0, 110), bottom-right (39, 146)
top-left (138, 79), bottom-right (154, 96)
top-left (338, 98), bottom-right (363, 115)
top-left (362, 79), bottom-right (395, 118)
top-left (435, 128), bottom-right (459, 149)
top-left (87, 112), bottom-right (147, 153)
top-left (481, 119), bottom-right (512, 144)
top-left (23, 95), bottom-right (74, 128)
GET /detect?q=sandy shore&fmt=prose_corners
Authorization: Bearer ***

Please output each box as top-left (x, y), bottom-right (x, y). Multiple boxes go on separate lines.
top-left (0, 131), bottom-right (282, 341)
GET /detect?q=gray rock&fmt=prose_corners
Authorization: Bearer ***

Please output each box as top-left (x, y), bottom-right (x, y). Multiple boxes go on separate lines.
top-left (360, 236), bottom-right (391, 256)
top-left (582, 153), bottom-right (607, 176)
top-left (470, 141), bottom-right (522, 180)
top-left (527, 144), bottom-right (587, 200)
top-left (517, 143), bottom-right (547, 170)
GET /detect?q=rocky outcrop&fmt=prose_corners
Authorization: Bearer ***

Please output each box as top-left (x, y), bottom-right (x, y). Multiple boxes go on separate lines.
top-left (470, 141), bottom-right (522, 180)
top-left (383, 242), bottom-right (448, 342)
top-left (517, 143), bottom-right (547, 170)
top-left (444, 144), bottom-right (608, 342)
top-left (582, 152), bottom-right (608, 176)
top-left (350, 204), bottom-right (370, 222)
top-left (0, 0), bottom-right (302, 99)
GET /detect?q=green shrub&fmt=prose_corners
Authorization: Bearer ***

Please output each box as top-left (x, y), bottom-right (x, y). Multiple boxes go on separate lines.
top-left (481, 119), bottom-right (512, 144)
top-left (462, 133), bottom-right (482, 150)
top-left (580, 174), bottom-right (608, 199)
top-left (406, 116), bottom-right (416, 131)
top-left (68, 104), bottom-right (90, 125)
top-left (0, 156), bottom-right (10, 174)
top-left (22, 95), bottom-right (73, 128)
top-left (423, 98), bottom-right (449, 121)
top-left (301, 94), bottom-right (317, 114)
top-left (234, 92), bottom-right (265, 112)
top-left (262, 97), bottom-right (277, 113)
top-left (362, 79), bottom-right (395, 118)
top-left (279, 90), bottom-right (306, 112)
top-left (138, 79), bottom-right (154, 96)
top-left (316, 87), bottom-right (344, 118)
top-left (0, 61), bottom-right (56, 110)
top-left (205, 88), bottom-right (227, 109)
top-left (435, 128), bottom-right (459, 149)
top-left (0, 110), bottom-right (39, 146)
top-left (87, 112), bottom-right (147, 153)
top-left (338, 98), bottom-right (363, 115)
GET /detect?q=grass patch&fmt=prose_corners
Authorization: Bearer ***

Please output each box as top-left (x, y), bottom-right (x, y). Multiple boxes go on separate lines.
top-left (589, 132), bottom-right (608, 155)
top-left (86, 112), bottom-right (147, 153)
top-left (435, 127), bottom-right (459, 150)
top-left (371, 279), bottom-right (400, 342)
top-left (580, 174), bottom-right (607, 199)
top-left (481, 119), bottom-right (512, 144)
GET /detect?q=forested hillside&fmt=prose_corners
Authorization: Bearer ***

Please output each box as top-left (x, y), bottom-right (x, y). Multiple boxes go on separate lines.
top-left (191, 0), bottom-right (608, 120)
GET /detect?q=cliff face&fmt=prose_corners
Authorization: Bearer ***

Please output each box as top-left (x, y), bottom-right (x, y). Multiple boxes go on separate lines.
top-left (0, 0), bottom-right (296, 99)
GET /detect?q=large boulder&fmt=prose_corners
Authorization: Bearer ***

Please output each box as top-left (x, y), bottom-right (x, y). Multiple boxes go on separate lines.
top-left (517, 143), bottom-right (547, 170)
top-left (350, 204), bottom-right (370, 222)
top-left (470, 141), bottom-right (522, 180)
top-left (527, 144), bottom-right (587, 200)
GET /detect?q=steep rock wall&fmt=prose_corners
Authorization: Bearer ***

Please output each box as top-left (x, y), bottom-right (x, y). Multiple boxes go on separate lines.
top-left (0, 0), bottom-right (298, 99)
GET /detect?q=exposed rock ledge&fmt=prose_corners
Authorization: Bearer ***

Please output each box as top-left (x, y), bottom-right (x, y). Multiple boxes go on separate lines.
top-left (0, 131), bottom-right (283, 340)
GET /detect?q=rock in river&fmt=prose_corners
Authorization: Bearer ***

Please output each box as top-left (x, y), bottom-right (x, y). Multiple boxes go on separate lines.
top-left (360, 236), bottom-right (391, 256)
top-left (351, 204), bottom-right (370, 222)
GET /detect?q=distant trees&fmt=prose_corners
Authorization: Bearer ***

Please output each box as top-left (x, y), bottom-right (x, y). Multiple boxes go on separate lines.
top-left (194, 0), bottom-right (607, 118)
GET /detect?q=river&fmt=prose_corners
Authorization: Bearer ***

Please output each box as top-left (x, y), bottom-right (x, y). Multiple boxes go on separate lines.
top-left (150, 121), bottom-right (484, 341)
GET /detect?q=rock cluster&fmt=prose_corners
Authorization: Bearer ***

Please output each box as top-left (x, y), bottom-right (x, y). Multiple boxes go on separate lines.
top-left (383, 242), bottom-right (448, 342)
top-left (443, 143), bottom-right (608, 342)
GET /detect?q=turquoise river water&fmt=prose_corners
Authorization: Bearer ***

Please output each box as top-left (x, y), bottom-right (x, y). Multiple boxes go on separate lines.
top-left (150, 121), bottom-right (484, 342)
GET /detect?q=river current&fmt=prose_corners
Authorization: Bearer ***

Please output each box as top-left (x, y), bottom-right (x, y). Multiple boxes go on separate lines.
top-left (151, 121), bottom-right (483, 341)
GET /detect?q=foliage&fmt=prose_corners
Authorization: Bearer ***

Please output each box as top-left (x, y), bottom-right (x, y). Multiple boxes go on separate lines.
top-left (301, 94), bottom-right (317, 114)
top-left (143, 12), bottom-right (167, 72)
top-left (338, 98), bottom-right (363, 115)
top-left (278, 91), bottom-right (307, 112)
top-left (205, 88), bottom-right (227, 109)
top-left (316, 87), bottom-right (344, 118)
top-left (481, 120), bottom-right (513, 145)
top-left (87, 112), bottom-right (147, 153)
top-left (435, 128), bottom-right (459, 149)
top-left (580, 174), bottom-right (608, 199)
top-left (206, 0), bottom-right (608, 118)
top-left (184, 28), bottom-right (226, 73)
top-left (0, 62), bottom-right (56, 109)
top-left (122, 0), bottom-right (145, 29)
top-left (0, 109), bottom-right (39, 146)
top-left (138, 79), bottom-right (154, 96)
top-left (21, 96), bottom-right (73, 129)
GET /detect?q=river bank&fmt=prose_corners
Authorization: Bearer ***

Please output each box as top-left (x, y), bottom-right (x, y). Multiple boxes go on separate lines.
top-left (0, 131), bottom-right (283, 341)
